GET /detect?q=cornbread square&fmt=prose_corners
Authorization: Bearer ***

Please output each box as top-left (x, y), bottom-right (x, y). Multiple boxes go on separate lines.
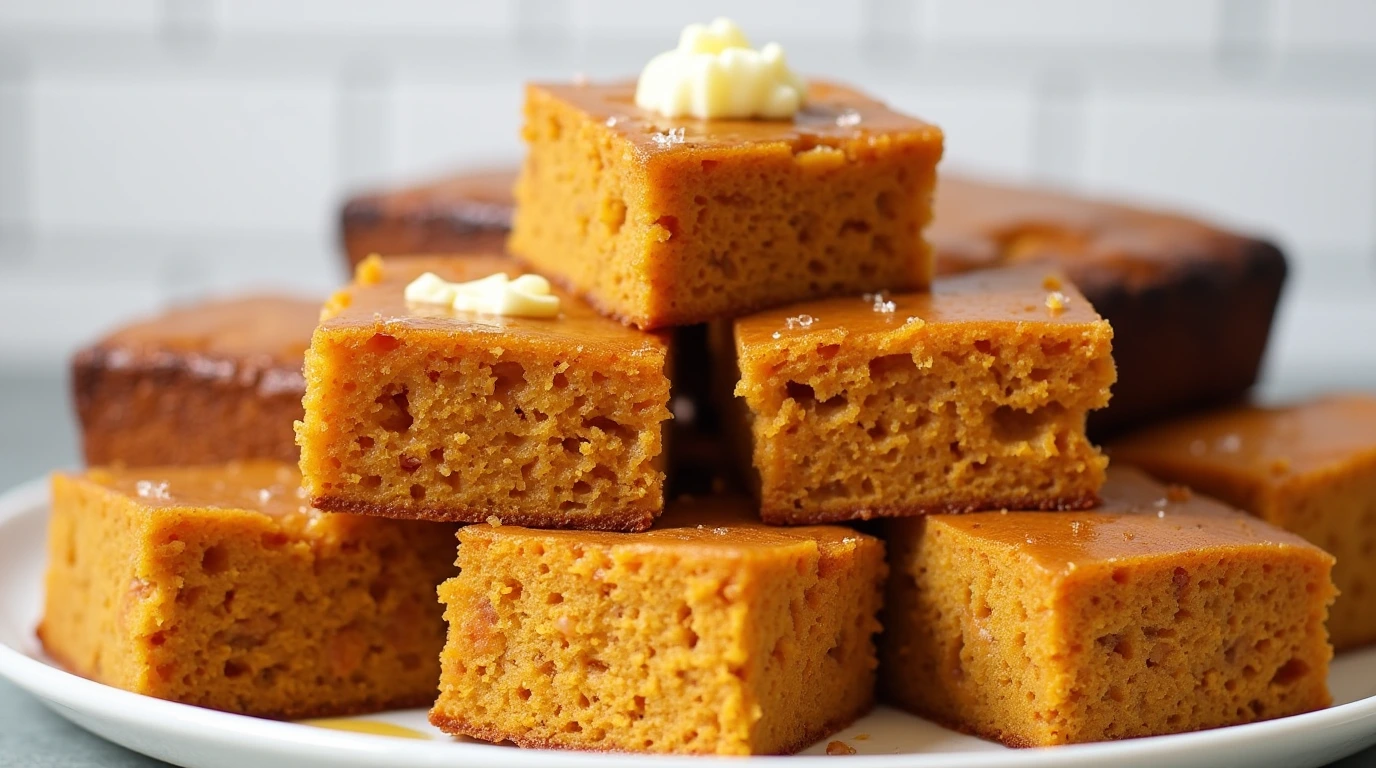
top-left (728, 265), bottom-right (1115, 524)
top-left (38, 462), bottom-right (456, 719)
top-left (297, 255), bottom-right (672, 530)
top-left (1111, 395), bottom-right (1376, 650)
top-left (73, 295), bottom-right (319, 467)
top-left (510, 80), bottom-right (944, 329)
top-left (880, 467), bottom-right (1335, 747)
top-left (429, 496), bottom-right (886, 755)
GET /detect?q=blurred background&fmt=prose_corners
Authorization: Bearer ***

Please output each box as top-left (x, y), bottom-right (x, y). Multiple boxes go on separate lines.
top-left (1, 5), bottom-right (1375, 765)
top-left (0, 0), bottom-right (1374, 482)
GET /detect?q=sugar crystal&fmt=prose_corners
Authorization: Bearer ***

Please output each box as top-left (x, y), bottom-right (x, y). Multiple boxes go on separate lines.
top-left (650, 127), bottom-right (686, 147)
top-left (835, 108), bottom-right (862, 127)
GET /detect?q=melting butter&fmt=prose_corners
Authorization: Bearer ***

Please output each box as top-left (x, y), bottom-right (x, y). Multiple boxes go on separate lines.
top-left (635, 17), bottom-right (806, 120)
top-left (404, 271), bottom-right (560, 319)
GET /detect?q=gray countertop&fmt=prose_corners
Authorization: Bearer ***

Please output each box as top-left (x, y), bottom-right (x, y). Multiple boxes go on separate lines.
top-left (1, 367), bottom-right (1374, 767)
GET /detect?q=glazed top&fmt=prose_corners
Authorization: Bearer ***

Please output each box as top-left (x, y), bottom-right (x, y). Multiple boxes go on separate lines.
top-left (322, 255), bottom-right (667, 358)
top-left (81, 461), bottom-right (313, 520)
top-left (930, 176), bottom-right (1274, 293)
top-left (535, 79), bottom-right (942, 154)
top-left (463, 494), bottom-right (875, 553)
top-left (1110, 394), bottom-right (1376, 482)
top-left (735, 263), bottom-right (1105, 353)
top-left (931, 467), bottom-right (1323, 573)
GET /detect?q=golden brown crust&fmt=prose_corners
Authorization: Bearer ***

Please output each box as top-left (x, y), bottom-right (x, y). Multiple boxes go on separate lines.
top-left (429, 700), bottom-right (874, 755)
top-left (310, 494), bottom-right (656, 532)
top-left (761, 492), bottom-right (1100, 525)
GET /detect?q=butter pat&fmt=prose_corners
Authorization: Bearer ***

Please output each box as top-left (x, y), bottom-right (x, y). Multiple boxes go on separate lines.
top-left (635, 18), bottom-right (806, 120)
top-left (404, 272), bottom-right (560, 319)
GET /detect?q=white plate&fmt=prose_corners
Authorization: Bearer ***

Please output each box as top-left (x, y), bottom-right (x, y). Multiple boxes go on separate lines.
top-left (2, 477), bottom-right (1376, 768)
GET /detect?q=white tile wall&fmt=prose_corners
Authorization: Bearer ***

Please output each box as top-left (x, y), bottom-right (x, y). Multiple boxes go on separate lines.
top-left (876, 82), bottom-right (1039, 178)
top-left (569, 1), bottom-right (863, 41)
top-left (388, 80), bottom-right (525, 182)
top-left (918, 0), bottom-right (1221, 47)
top-left (0, 267), bottom-right (166, 366)
top-left (29, 74), bottom-right (338, 236)
top-left (1277, 0), bottom-right (1376, 49)
top-left (1082, 92), bottom-right (1376, 253)
top-left (0, 78), bottom-right (26, 233)
top-left (0, 0), bottom-right (159, 31)
top-left (0, 1), bottom-right (1374, 374)
top-left (214, 0), bottom-right (514, 36)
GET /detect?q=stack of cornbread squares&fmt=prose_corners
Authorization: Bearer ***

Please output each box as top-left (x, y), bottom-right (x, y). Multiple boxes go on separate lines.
top-left (43, 18), bottom-right (1376, 758)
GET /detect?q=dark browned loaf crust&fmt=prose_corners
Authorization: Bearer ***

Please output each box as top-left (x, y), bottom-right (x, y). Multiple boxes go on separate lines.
top-left (336, 169), bottom-right (1286, 439)
top-left (341, 169), bottom-right (515, 268)
top-left (73, 295), bottom-right (319, 467)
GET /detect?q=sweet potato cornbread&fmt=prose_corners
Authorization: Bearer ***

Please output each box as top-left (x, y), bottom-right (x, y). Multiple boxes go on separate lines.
top-left (38, 462), bottom-right (455, 719)
top-left (728, 265), bottom-right (1115, 524)
top-left (510, 80), bottom-right (944, 329)
top-left (297, 255), bottom-right (671, 530)
top-left (1111, 395), bottom-right (1376, 650)
top-left (880, 467), bottom-right (1335, 747)
top-left (74, 295), bottom-right (318, 467)
top-left (430, 495), bottom-right (886, 755)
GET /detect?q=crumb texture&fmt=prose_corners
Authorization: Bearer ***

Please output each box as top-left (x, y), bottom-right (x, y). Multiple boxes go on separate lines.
top-left (881, 510), bottom-right (1334, 745)
top-left (736, 312), bottom-right (1113, 523)
top-left (430, 518), bottom-right (886, 755)
top-left (298, 325), bottom-right (668, 529)
top-left (1277, 471), bottom-right (1376, 649)
top-left (39, 468), bottom-right (456, 719)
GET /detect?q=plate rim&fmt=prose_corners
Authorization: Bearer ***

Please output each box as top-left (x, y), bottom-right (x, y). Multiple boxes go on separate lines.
top-left (2, 474), bottom-right (1376, 768)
